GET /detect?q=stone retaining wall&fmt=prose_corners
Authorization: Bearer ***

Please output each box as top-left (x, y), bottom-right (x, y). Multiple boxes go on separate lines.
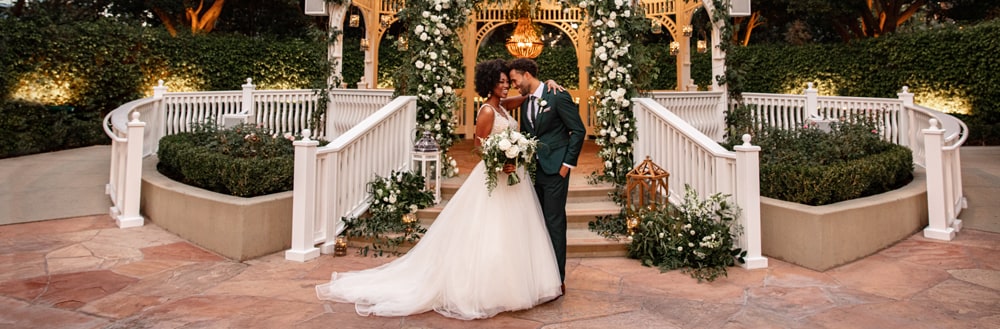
top-left (139, 157), bottom-right (293, 261)
top-left (760, 171), bottom-right (928, 271)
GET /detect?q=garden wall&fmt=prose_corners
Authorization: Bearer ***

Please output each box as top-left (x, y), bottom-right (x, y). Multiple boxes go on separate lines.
top-left (760, 170), bottom-right (928, 271)
top-left (139, 157), bottom-right (293, 261)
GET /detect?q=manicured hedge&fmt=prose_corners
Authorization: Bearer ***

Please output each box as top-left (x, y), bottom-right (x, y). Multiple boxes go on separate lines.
top-left (749, 121), bottom-right (915, 206)
top-left (731, 21), bottom-right (1000, 125)
top-left (0, 100), bottom-right (103, 159)
top-left (156, 124), bottom-right (300, 197)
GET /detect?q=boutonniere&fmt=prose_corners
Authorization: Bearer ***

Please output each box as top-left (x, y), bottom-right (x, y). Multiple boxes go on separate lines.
top-left (536, 98), bottom-right (548, 109)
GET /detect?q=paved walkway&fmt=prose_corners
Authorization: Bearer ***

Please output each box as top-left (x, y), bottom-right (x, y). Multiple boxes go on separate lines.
top-left (0, 145), bottom-right (997, 328)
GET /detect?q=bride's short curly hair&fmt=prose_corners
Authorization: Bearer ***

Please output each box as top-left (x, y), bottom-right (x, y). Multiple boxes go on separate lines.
top-left (474, 59), bottom-right (508, 98)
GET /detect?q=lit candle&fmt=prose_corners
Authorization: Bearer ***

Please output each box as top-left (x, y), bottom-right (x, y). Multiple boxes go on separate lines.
top-left (334, 236), bottom-right (348, 256)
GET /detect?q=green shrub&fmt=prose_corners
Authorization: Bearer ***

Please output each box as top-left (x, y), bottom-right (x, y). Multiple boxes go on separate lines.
top-left (750, 119), bottom-right (915, 206)
top-left (156, 123), bottom-right (322, 197)
top-left (0, 100), bottom-right (105, 159)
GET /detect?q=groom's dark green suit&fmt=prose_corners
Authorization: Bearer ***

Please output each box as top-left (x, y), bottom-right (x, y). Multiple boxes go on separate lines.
top-left (519, 87), bottom-right (586, 282)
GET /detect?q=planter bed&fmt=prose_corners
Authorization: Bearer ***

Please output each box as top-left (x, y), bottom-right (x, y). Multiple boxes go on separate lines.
top-left (140, 157), bottom-right (293, 261)
top-left (760, 170), bottom-right (928, 271)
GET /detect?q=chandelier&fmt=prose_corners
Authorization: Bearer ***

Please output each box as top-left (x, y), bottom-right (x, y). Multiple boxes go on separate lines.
top-left (506, 17), bottom-right (543, 59)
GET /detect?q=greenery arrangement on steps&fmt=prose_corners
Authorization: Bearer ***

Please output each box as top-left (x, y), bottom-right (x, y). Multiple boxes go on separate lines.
top-left (591, 185), bottom-right (745, 283)
top-left (343, 170), bottom-right (436, 257)
top-left (156, 122), bottom-right (327, 197)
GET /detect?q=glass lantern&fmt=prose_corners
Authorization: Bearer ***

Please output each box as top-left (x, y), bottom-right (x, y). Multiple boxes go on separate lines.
top-left (412, 131), bottom-right (441, 204)
top-left (625, 156), bottom-right (670, 230)
top-left (334, 236), bottom-right (348, 256)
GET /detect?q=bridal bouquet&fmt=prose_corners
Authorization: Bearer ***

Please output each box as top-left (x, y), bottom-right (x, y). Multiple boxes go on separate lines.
top-left (480, 129), bottom-right (538, 194)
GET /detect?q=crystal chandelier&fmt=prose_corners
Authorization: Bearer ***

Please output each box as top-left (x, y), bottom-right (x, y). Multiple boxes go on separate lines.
top-left (506, 17), bottom-right (544, 59)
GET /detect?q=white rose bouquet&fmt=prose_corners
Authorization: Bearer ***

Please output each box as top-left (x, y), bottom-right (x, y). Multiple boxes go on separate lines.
top-left (480, 128), bottom-right (538, 194)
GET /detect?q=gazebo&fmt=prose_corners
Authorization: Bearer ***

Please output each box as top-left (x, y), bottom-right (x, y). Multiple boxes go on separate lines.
top-left (303, 0), bottom-right (750, 136)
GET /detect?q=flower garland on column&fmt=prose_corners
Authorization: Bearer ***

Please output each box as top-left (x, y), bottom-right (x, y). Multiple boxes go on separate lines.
top-left (397, 0), bottom-right (474, 178)
top-left (560, 0), bottom-right (648, 187)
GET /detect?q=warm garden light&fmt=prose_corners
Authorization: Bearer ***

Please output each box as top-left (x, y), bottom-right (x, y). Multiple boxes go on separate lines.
top-left (349, 13), bottom-right (360, 27)
top-left (380, 14), bottom-right (391, 28)
top-left (697, 40), bottom-right (707, 53)
top-left (506, 17), bottom-right (544, 59)
top-left (682, 25), bottom-right (693, 37)
top-left (669, 41), bottom-right (680, 56)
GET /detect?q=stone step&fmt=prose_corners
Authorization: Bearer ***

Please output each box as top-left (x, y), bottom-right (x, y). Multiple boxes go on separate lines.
top-left (348, 228), bottom-right (630, 258)
top-left (439, 177), bottom-right (616, 201)
top-left (410, 177), bottom-right (626, 258)
top-left (415, 199), bottom-right (620, 230)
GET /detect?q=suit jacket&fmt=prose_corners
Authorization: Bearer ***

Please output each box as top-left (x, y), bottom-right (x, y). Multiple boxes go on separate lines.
top-left (520, 88), bottom-right (587, 176)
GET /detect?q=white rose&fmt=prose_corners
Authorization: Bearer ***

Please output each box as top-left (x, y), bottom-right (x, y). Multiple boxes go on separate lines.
top-left (415, 25), bottom-right (424, 34)
top-left (420, 33), bottom-right (429, 41)
top-left (416, 61), bottom-right (425, 69)
top-left (429, 52), bottom-right (438, 60)
top-left (510, 131), bottom-right (523, 141)
top-left (497, 139), bottom-right (512, 151)
top-left (422, 11), bottom-right (430, 18)
top-left (505, 145), bottom-right (520, 158)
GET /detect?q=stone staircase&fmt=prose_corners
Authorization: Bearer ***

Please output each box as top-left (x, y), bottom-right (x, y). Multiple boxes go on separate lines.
top-left (415, 176), bottom-right (629, 258)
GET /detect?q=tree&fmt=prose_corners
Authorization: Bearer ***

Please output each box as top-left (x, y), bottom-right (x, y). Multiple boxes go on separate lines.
top-left (106, 0), bottom-right (224, 37)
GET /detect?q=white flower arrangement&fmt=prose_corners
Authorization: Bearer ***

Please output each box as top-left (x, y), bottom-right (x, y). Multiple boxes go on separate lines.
top-left (401, 0), bottom-right (474, 179)
top-left (558, 0), bottom-right (642, 186)
top-left (479, 129), bottom-right (538, 194)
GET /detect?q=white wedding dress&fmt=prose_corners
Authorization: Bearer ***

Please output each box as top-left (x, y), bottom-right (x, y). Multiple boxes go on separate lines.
top-left (315, 104), bottom-right (562, 320)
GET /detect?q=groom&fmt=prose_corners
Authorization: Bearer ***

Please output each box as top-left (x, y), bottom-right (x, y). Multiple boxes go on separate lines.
top-left (508, 58), bottom-right (586, 291)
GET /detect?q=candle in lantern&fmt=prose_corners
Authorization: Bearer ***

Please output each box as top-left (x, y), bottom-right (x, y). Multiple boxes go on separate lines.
top-left (334, 236), bottom-right (348, 256)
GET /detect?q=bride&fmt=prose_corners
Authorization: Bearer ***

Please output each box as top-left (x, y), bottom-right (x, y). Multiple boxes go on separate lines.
top-left (315, 59), bottom-right (563, 320)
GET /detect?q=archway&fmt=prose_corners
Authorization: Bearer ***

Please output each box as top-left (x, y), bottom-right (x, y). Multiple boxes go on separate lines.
top-left (307, 0), bottom-right (712, 138)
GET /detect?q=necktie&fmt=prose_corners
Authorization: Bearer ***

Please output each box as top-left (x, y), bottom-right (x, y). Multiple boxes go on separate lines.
top-left (528, 96), bottom-right (537, 128)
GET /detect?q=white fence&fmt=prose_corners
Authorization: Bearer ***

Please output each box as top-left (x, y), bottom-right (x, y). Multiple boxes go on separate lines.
top-left (650, 84), bottom-right (967, 242)
top-left (102, 79), bottom-right (395, 229)
top-left (647, 91), bottom-right (726, 141)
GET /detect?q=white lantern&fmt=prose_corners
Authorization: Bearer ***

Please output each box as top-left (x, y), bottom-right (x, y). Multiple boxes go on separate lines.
top-left (412, 131), bottom-right (442, 204)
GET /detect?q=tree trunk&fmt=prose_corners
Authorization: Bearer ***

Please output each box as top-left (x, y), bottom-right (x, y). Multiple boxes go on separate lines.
top-left (185, 0), bottom-right (226, 34)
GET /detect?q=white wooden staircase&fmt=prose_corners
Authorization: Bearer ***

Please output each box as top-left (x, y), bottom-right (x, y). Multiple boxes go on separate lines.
top-left (415, 176), bottom-right (629, 258)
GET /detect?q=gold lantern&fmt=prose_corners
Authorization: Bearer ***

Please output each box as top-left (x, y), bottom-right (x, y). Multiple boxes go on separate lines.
top-left (349, 13), bottom-right (360, 28)
top-left (697, 40), bottom-right (708, 53)
top-left (682, 25), bottom-right (693, 37)
top-left (402, 212), bottom-right (418, 234)
top-left (669, 41), bottom-right (680, 56)
top-left (334, 236), bottom-right (348, 256)
top-left (380, 14), bottom-right (391, 29)
top-left (651, 20), bottom-right (663, 34)
top-left (398, 36), bottom-right (409, 51)
top-left (625, 156), bottom-right (670, 220)
top-left (360, 38), bottom-right (369, 51)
